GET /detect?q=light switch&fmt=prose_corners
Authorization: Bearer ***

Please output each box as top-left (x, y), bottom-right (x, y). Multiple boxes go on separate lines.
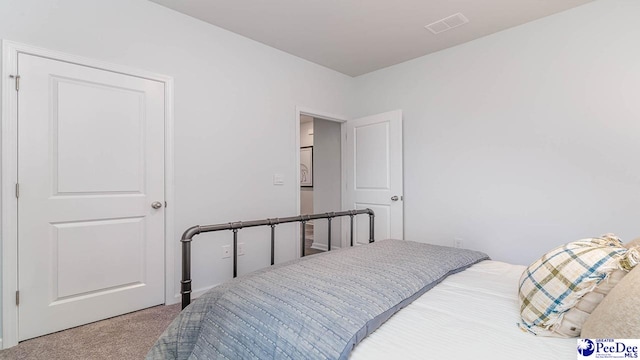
top-left (273, 174), bottom-right (284, 185)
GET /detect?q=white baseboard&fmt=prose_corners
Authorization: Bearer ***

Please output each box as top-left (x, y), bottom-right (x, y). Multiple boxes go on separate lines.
top-left (191, 285), bottom-right (218, 299)
top-left (310, 243), bottom-right (340, 251)
top-left (173, 284), bottom-right (218, 303)
top-left (0, 338), bottom-right (4, 349)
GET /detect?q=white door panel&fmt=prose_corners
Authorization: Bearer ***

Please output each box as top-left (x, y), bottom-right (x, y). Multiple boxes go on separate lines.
top-left (55, 78), bottom-right (145, 193)
top-left (354, 123), bottom-right (390, 189)
top-left (346, 110), bottom-right (403, 244)
top-left (53, 217), bottom-right (146, 299)
top-left (18, 53), bottom-right (165, 340)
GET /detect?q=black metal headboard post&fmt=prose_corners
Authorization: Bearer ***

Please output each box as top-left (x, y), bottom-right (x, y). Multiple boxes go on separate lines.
top-left (180, 208), bottom-right (375, 309)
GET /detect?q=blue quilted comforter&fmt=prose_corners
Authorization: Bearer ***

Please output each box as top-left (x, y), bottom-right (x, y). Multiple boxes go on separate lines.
top-left (147, 240), bottom-right (488, 359)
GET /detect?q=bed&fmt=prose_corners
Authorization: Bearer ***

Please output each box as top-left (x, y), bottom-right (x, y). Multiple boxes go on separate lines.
top-left (147, 210), bottom-right (636, 360)
top-left (350, 260), bottom-right (574, 360)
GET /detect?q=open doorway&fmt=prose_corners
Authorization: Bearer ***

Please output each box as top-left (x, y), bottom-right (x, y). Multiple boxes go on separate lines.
top-left (299, 114), bottom-right (343, 256)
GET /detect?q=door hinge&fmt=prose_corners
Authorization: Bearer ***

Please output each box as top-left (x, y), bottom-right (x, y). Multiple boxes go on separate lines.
top-left (15, 183), bottom-right (19, 198)
top-left (16, 291), bottom-right (20, 306)
top-left (9, 74), bottom-right (20, 91)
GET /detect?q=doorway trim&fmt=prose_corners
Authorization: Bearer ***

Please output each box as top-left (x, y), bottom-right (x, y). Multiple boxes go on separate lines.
top-left (1, 40), bottom-right (175, 349)
top-left (294, 106), bottom-right (348, 257)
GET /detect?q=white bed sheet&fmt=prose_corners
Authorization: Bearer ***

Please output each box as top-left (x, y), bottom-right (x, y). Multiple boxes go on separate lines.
top-left (350, 260), bottom-right (576, 360)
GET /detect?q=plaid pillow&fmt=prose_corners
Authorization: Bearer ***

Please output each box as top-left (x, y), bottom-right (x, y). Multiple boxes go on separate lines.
top-left (518, 234), bottom-right (633, 337)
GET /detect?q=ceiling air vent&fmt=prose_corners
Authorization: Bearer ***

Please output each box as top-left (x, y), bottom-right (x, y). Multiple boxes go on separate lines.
top-left (425, 13), bottom-right (469, 34)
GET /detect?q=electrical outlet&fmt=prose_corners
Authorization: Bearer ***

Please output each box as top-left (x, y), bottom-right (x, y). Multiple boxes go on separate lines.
top-left (238, 242), bottom-right (245, 256)
top-left (453, 238), bottom-right (464, 249)
top-left (222, 245), bottom-right (231, 259)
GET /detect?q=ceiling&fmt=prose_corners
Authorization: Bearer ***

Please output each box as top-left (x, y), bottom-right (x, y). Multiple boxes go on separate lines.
top-left (149, 0), bottom-right (593, 77)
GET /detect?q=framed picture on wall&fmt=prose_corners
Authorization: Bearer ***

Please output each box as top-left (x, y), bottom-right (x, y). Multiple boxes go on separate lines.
top-left (300, 146), bottom-right (313, 187)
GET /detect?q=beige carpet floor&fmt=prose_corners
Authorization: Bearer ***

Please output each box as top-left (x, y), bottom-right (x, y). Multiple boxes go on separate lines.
top-left (0, 303), bottom-right (181, 360)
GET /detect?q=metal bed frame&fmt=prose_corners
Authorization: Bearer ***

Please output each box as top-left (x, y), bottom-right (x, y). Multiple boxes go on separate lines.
top-left (180, 208), bottom-right (375, 309)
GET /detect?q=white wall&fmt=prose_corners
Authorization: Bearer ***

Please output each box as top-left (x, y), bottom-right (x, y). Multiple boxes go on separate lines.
top-left (3, 0), bottom-right (640, 343)
top-left (312, 119), bottom-right (342, 250)
top-left (0, 0), bottom-right (352, 338)
top-left (351, 0), bottom-right (640, 265)
top-left (300, 117), bottom-right (314, 215)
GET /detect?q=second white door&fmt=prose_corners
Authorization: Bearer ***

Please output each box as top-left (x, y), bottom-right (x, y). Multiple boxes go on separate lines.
top-left (17, 53), bottom-right (166, 340)
top-left (345, 110), bottom-right (403, 244)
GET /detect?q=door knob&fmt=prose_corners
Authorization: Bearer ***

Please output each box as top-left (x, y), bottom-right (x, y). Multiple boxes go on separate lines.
top-left (391, 196), bottom-right (399, 201)
top-left (151, 201), bottom-right (163, 209)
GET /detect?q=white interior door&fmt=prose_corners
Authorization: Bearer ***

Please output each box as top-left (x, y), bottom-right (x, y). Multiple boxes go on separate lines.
top-left (17, 53), bottom-right (166, 340)
top-left (345, 110), bottom-right (403, 244)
